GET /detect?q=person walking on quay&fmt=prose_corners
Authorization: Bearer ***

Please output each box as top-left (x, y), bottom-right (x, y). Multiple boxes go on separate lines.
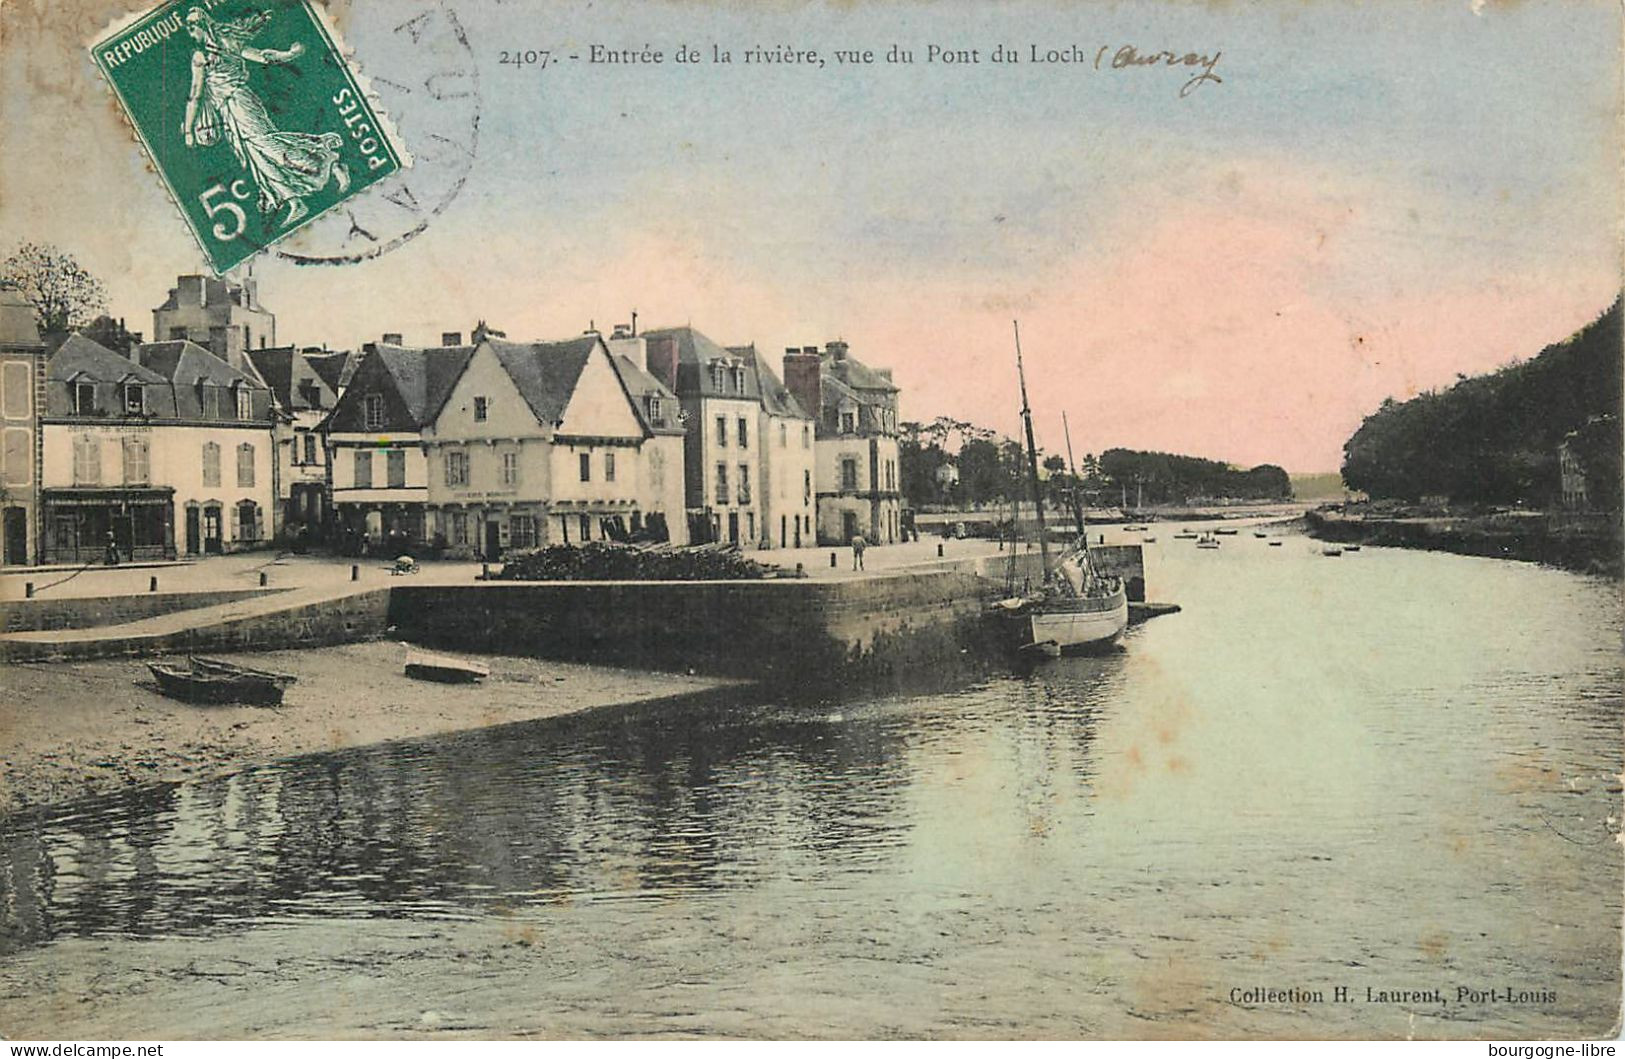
top-left (851, 533), bottom-right (867, 571)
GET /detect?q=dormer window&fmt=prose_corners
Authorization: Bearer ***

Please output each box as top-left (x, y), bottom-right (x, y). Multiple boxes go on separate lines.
top-left (364, 393), bottom-right (385, 430)
top-left (840, 409), bottom-right (856, 434)
top-left (123, 383), bottom-right (145, 416)
top-left (709, 361), bottom-right (726, 390)
top-left (646, 395), bottom-right (661, 420)
top-left (72, 380), bottom-right (96, 415)
top-left (234, 384), bottom-right (252, 420)
top-left (731, 365), bottom-right (747, 393)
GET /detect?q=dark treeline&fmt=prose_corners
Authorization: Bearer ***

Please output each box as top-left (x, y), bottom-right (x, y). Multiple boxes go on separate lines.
top-left (1341, 298), bottom-right (1622, 509)
top-left (898, 416), bottom-right (1291, 508)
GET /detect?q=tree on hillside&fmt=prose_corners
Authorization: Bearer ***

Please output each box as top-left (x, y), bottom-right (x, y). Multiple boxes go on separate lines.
top-left (1341, 299), bottom-right (1621, 508)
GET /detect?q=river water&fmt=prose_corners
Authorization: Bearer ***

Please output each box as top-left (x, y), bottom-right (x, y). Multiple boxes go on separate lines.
top-left (1, 531), bottom-right (1619, 1039)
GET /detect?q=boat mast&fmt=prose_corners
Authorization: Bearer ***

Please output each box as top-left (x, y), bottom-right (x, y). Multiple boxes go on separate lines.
top-left (1013, 321), bottom-right (1051, 577)
top-left (1062, 409), bottom-right (1087, 540)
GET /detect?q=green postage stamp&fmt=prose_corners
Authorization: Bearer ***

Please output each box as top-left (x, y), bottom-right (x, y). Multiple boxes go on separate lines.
top-left (91, 0), bottom-right (407, 273)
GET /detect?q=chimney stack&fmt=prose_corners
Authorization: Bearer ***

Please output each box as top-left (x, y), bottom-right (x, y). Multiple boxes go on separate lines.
top-left (783, 348), bottom-right (823, 423)
top-left (382, 332), bottom-right (403, 346)
top-left (826, 340), bottom-right (848, 361)
top-left (441, 331), bottom-right (462, 346)
top-left (645, 333), bottom-right (679, 390)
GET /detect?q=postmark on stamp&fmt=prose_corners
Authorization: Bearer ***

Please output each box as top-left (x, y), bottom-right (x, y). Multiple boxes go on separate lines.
top-left (90, 0), bottom-right (409, 274)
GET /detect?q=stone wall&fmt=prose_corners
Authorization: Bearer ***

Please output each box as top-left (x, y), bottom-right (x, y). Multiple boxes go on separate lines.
top-left (390, 572), bottom-right (1005, 682)
top-left (0, 589), bottom-right (392, 662)
top-left (1, 589), bottom-right (287, 633)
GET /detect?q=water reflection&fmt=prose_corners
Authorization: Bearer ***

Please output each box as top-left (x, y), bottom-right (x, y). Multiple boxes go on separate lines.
top-left (1, 539), bottom-right (1618, 1038)
top-left (1, 661), bottom-right (1121, 955)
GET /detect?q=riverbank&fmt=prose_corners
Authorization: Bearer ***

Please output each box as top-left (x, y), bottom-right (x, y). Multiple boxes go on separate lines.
top-left (0, 642), bottom-right (737, 819)
top-left (1304, 509), bottom-right (1621, 576)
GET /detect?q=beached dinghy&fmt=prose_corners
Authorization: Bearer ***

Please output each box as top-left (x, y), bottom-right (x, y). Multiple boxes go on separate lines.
top-left (146, 657), bottom-right (293, 706)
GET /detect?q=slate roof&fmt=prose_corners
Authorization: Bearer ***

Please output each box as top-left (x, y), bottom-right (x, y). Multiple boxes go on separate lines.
top-left (487, 336), bottom-right (599, 428)
top-left (246, 346), bottom-right (339, 412)
top-left (826, 354), bottom-right (898, 394)
top-left (0, 290), bottom-right (44, 348)
top-left (325, 344), bottom-right (475, 433)
top-left (612, 354), bottom-right (685, 436)
top-left (642, 326), bottom-right (764, 402)
top-left (305, 350), bottom-right (358, 394)
top-left (49, 334), bottom-right (167, 386)
top-left (45, 335), bottom-right (270, 422)
top-left (735, 344), bottom-right (810, 419)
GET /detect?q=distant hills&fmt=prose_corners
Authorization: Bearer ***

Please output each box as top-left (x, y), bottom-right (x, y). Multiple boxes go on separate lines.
top-left (1341, 298), bottom-right (1622, 509)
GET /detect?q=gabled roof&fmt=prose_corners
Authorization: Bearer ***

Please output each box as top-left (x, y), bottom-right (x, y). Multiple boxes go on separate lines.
top-left (246, 346), bottom-right (339, 412)
top-left (612, 354), bottom-right (685, 436)
top-left (326, 344), bottom-right (475, 433)
top-left (486, 336), bottom-right (599, 427)
top-left (737, 344), bottom-right (810, 419)
top-left (826, 354), bottom-right (898, 394)
top-left (305, 349), bottom-right (358, 394)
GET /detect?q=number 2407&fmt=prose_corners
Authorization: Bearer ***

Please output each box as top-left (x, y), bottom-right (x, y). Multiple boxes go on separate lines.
top-left (499, 50), bottom-right (551, 69)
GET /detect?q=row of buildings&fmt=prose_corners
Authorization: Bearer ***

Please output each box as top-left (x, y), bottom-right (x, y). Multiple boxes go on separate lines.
top-left (0, 276), bottom-right (906, 565)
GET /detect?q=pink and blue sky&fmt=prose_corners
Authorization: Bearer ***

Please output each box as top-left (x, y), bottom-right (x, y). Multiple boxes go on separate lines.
top-left (2, 0), bottom-right (1618, 471)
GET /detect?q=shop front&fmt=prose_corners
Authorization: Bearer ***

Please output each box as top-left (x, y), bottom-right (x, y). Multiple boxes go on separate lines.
top-left (42, 487), bottom-right (175, 563)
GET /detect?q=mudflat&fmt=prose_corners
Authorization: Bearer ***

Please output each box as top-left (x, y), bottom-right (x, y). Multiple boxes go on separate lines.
top-left (0, 641), bottom-right (736, 817)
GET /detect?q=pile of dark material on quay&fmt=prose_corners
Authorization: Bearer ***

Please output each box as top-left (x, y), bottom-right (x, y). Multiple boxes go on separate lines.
top-left (495, 542), bottom-right (784, 581)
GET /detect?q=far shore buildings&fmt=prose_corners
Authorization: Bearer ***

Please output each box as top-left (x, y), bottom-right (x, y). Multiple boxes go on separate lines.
top-left (40, 334), bottom-right (276, 561)
top-left (0, 291), bottom-right (47, 565)
top-left (324, 328), bottom-right (688, 557)
top-left (784, 340), bottom-right (904, 545)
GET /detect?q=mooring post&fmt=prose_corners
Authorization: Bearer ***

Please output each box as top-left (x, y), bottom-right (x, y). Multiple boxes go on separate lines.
top-left (350, 564), bottom-right (359, 582)
top-left (481, 563), bottom-right (489, 580)
top-left (149, 576), bottom-right (158, 593)
top-left (829, 551), bottom-right (837, 567)
top-left (937, 542), bottom-right (944, 557)
top-left (258, 571), bottom-right (267, 587)
top-left (24, 581), bottom-right (34, 598)
top-left (795, 562), bottom-right (805, 578)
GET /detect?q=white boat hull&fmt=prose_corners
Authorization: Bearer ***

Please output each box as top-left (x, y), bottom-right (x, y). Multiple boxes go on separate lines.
top-left (1024, 585), bottom-right (1129, 653)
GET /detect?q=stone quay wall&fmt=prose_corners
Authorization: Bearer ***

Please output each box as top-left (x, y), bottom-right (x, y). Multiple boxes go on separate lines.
top-left (1, 589), bottom-right (287, 634)
top-left (389, 570), bottom-right (1009, 682)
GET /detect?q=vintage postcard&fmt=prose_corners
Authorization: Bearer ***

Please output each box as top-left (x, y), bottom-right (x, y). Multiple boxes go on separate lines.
top-left (0, 0), bottom-right (1619, 1043)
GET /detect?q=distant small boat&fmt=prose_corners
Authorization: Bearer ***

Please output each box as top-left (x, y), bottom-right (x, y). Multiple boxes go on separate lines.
top-left (1344, 544), bottom-right (1362, 552)
top-left (404, 648), bottom-right (490, 683)
top-left (1253, 532), bottom-right (1268, 539)
top-left (1173, 531), bottom-right (1198, 540)
top-left (1268, 541), bottom-right (1283, 547)
top-left (1196, 533), bottom-right (1221, 549)
top-left (1142, 535), bottom-right (1157, 544)
top-left (1213, 528), bottom-right (1239, 536)
top-left (1322, 547), bottom-right (1343, 557)
top-left (147, 657), bottom-right (292, 706)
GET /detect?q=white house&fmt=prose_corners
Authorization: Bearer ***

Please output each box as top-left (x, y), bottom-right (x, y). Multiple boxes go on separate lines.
top-left (423, 332), bottom-right (688, 558)
top-left (41, 335), bottom-right (276, 561)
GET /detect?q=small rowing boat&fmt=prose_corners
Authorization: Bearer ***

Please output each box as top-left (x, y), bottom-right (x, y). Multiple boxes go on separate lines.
top-left (146, 657), bottom-right (293, 706)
